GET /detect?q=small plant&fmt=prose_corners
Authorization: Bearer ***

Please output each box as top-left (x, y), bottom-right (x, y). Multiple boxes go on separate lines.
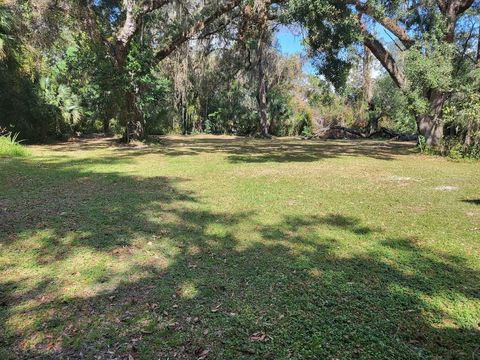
top-left (300, 125), bottom-right (313, 138)
top-left (417, 135), bottom-right (428, 153)
top-left (447, 142), bottom-right (463, 159)
top-left (0, 131), bottom-right (31, 157)
top-left (417, 135), bottom-right (445, 156)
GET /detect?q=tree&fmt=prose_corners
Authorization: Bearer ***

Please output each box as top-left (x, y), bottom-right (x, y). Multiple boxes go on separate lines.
top-left (287, 0), bottom-right (479, 146)
top-left (79, 0), bottom-right (244, 141)
top-left (0, 3), bottom-right (57, 141)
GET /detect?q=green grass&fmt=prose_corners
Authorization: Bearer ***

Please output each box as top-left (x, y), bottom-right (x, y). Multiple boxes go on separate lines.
top-left (0, 136), bottom-right (479, 359)
top-left (0, 133), bottom-right (31, 158)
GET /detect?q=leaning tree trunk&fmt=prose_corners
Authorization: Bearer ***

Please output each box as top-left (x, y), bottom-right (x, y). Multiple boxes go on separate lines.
top-left (360, 0), bottom-right (476, 146)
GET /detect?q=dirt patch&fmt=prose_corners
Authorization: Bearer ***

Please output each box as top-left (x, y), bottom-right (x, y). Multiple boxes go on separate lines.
top-left (434, 186), bottom-right (458, 191)
top-left (387, 176), bottom-right (413, 182)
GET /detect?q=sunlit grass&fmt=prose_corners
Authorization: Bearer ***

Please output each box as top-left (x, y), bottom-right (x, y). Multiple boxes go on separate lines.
top-left (0, 136), bottom-right (479, 359)
top-left (0, 133), bottom-right (31, 157)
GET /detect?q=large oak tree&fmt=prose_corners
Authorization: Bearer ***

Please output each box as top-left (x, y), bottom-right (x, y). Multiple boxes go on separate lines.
top-left (287, 0), bottom-right (479, 145)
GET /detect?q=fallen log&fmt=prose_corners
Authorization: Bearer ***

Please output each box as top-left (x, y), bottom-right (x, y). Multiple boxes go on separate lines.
top-left (368, 127), bottom-right (417, 141)
top-left (306, 126), bottom-right (417, 141)
top-left (310, 126), bottom-right (365, 139)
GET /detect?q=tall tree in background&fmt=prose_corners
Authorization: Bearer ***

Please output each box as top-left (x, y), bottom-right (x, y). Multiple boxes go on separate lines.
top-left (361, 45), bottom-right (376, 133)
top-left (237, 0), bottom-right (275, 137)
top-left (254, 0), bottom-right (271, 137)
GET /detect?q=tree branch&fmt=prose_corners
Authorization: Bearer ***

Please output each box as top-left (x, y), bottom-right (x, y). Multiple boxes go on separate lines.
top-left (354, 1), bottom-right (414, 48)
top-left (154, 0), bottom-right (242, 62)
top-left (362, 29), bottom-right (406, 89)
top-left (142, 0), bottom-right (171, 13)
top-left (477, 27), bottom-right (480, 65)
top-left (114, 0), bottom-right (171, 66)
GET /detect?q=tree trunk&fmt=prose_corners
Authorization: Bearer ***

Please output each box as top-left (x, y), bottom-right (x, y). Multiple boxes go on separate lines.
top-left (463, 117), bottom-right (475, 152)
top-left (417, 90), bottom-right (446, 146)
top-left (122, 89), bottom-right (145, 142)
top-left (368, 103), bottom-right (379, 135)
top-left (477, 27), bottom-right (480, 65)
top-left (417, 116), bottom-right (444, 146)
top-left (103, 117), bottom-right (110, 135)
top-left (256, 35), bottom-right (269, 138)
top-left (363, 45), bottom-right (373, 104)
top-left (362, 46), bottom-right (377, 134)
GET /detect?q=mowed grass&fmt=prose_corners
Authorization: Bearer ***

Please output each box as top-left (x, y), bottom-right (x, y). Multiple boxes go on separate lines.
top-left (0, 136), bottom-right (479, 359)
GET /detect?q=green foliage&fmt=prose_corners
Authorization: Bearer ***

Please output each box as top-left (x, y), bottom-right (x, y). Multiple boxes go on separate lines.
top-left (405, 39), bottom-right (455, 117)
top-left (0, 132), bottom-right (31, 157)
top-left (0, 5), bottom-right (14, 60)
top-left (441, 52), bottom-right (480, 158)
top-left (0, 60), bottom-right (56, 142)
top-left (56, 32), bottom-right (121, 134)
top-left (195, 79), bottom-right (259, 136)
top-left (417, 135), bottom-right (433, 154)
top-left (1, 0), bottom-right (477, 149)
top-left (39, 76), bottom-right (83, 135)
top-left (0, 5), bottom-right (54, 141)
top-left (286, 0), bottom-right (359, 91)
top-left (268, 89), bottom-right (295, 136)
top-left (373, 75), bottom-right (417, 133)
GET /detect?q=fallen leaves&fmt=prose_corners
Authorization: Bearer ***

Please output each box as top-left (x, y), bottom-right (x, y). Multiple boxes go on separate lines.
top-left (167, 322), bottom-right (180, 331)
top-left (250, 331), bottom-right (271, 342)
top-left (175, 287), bottom-right (184, 297)
top-left (195, 348), bottom-right (210, 360)
top-left (186, 316), bottom-right (200, 323)
top-left (147, 302), bottom-right (159, 311)
top-left (210, 304), bottom-right (221, 313)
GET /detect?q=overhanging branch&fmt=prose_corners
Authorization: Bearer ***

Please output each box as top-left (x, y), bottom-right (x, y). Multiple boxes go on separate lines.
top-left (154, 0), bottom-right (242, 62)
top-left (353, 1), bottom-right (414, 49)
top-left (362, 29), bottom-right (406, 89)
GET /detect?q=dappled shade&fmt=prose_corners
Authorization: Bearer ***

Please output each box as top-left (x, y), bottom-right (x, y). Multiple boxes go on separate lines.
top-left (1, 138), bottom-right (479, 358)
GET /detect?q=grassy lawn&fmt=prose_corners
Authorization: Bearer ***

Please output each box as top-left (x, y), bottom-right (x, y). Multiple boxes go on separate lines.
top-left (1, 136), bottom-right (479, 359)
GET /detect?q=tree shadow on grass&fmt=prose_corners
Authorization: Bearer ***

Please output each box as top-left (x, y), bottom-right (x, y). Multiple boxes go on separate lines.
top-left (462, 199), bottom-right (480, 205)
top-left (44, 136), bottom-right (416, 163)
top-left (152, 137), bottom-right (416, 163)
top-left (0, 157), bottom-right (478, 359)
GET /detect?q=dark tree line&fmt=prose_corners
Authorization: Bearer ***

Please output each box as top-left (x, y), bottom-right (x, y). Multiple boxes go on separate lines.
top-left (1, 1), bottom-right (479, 155)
